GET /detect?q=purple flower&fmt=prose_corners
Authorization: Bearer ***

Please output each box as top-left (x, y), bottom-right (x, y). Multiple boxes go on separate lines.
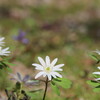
top-left (13, 30), bottom-right (29, 44)
top-left (9, 72), bottom-right (39, 86)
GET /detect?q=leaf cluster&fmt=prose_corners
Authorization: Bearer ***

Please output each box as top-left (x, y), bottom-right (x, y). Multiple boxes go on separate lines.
top-left (51, 78), bottom-right (72, 95)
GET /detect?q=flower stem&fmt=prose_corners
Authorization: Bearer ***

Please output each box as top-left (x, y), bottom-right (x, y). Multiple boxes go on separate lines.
top-left (43, 77), bottom-right (48, 100)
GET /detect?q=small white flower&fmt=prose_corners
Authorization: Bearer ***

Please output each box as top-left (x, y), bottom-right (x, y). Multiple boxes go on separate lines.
top-left (93, 49), bottom-right (100, 55)
top-left (93, 66), bottom-right (100, 81)
top-left (0, 47), bottom-right (10, 56)
top-left (0, 37), bottom-right (5, 46)
top-left (32, 56), bottom-right (64, 80)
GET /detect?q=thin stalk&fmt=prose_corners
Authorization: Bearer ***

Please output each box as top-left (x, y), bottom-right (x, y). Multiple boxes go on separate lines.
top-left (42, 77), bottom-right (48, 100)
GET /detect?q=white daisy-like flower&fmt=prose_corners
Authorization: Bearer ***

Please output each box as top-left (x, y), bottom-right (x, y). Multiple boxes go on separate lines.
top-left (32, 56), bottom-right (64, 80)
top-left (93, 49), bottom-right (100, 55)
top-left (0, 37), bottom-right (5, 46)
top-left (93, 66), bottom-right (100, 81)
top-left (0, 47), bottom-right (10, 56)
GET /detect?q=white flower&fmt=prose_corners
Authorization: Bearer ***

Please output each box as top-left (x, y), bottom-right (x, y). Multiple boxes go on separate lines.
top-left (93, 49), bottom-right (100, 55)
top-left (93, 66), bottom-right (100, 81)
top-left (0, 47), bottom-right (10, 56)
top-left (32, 56), bottom-right (64, 80)
top-left (0, 37), bottom-right (5, 46)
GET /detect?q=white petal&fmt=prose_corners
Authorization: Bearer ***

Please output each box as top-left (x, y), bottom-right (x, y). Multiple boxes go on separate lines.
top-left (47, 74), bottom-right (52, 80)
top-left (38, 57), bottom-right (46, 66)
top-left (54, 64), bottom-right (64, 69)
top-left (50, 73), bottom-right (57, 78)
top-left (98, 67), bottom-right (100, 70)
top-left (43, 72), bottom-right (47, 77)
top-left (5, 51), bottom-right (10, 53)
top-left (93, 49), bottom-right (100, 55)
top-left (53, 68), bottom-right (63, 71)
top-left (35, 72), bottom-right (45, 79)
top-left (45, 56), bottom-right (50, 66)
top-left (0, 37), bottom-right (5, 41)
top-left (51, 72), bottom-right (62, 78)
top-left (51, 58), bottom-right (58, 66)
top-left (95, 78), bottom-right (100, 81)
top-left (2, 47), bottom-right (9, 51)
top-left (93, 72), bottom-right (100, 75)
top-left (32, 63), bottom-right (43, 70)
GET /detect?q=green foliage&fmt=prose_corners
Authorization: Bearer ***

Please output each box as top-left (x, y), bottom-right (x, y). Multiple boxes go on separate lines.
top-left (88, 53), bottom-right (100, 92)
top-left (1, 1), bottom-right (100, 99)
top-left (87, 80), bottom-right (100, 87)
top-left (27, 90), bottom-right (42, 100)
top-left (93, 86), bottom-right (100, 92)
top-left (0, 61), bottom-right (8, 69)
top-left (53, 78), bottom-right (72, 89)
top-left (89, 54), bottom-right (99, 61)
top-left (0, 57), bottom-right (15, 69)
top-left (51, 78), bottom-right (72, 96)
top-left (6, 82), bottom-right (31, 100)
top-left (51, 83), bottom-right (60, 96)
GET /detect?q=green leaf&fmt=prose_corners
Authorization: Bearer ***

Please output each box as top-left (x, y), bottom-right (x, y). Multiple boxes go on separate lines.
top-left (3, 61), bottom-right (16, 66)
top-left (6, 67), bottom-right (12, 72)
top-left (93, 74), bottom-right (100, 79)
top-left (53, 78), bottom-right (72, 89)
top-left (93, 86), bottom-right (100, 92)
top-left (87, 80), bottom-right (100, 87)
top-left (0, 61), bottom-right (8, 69)
top-left (51, 83), bottom-right (60, 96)
top-left (89, 54), bottom-right (98, 61)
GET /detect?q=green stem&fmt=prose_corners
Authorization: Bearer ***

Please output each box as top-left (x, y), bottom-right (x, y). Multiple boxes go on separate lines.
top-left (42, 77), bottom-right (48, 100)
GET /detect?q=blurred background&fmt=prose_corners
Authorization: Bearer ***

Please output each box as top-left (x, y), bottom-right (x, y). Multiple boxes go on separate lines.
top-left (0, 0), bottom-right (100, 100)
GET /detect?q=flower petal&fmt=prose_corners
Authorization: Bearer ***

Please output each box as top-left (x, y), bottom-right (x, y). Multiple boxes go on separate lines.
top-left (52, 72), bottom-right (62, 78)
top-left (54, 64), bottom-right (64, 69)
top-left (32, 63), bottom-right (43, 70)
top-left (9, 73), bottom-right (21, 82)
top-left (0, 37), bottom-right (5, 41)
top-left (95, 78), bottom-right (100, 81)
top-left (50, 73), bottom-right (57, 78)
top-left (93, 49), bottom-right (100, 55)
top-left (98, 67), bottom-right (100, 70)
top-left (93, 72), bottom-right (100, 75)
top-left (53, 67), bottom-right (63, 71)
top-left (35, 72), bottom-right (45, 79)
top-left (23, 75), bottom-right (30, 82)
top-left (43, 72), bottom-right (47, 77)
top-left (45, 56), bottom-right (50, 66)
top-left (2, 47), bottom-right (9, 51)
top-left (51, 58), bottom-right (58, 66)
top-left (17, 72), bottom-right (22, 81)
top-left (38, 57), bottom-right (46, 66)
top-left (47, 74), bottom-right (52, 80)
top-left (25, 80), bottom-right (39, 86)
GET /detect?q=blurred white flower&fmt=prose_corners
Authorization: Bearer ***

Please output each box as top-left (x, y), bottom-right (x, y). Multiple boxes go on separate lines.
top-left (32, 56), bottom-right (64, 80)
top-left (93, 49), bottom-right (100, 55)
top-left (93, 66), bottom-right (100, 81)
top-left (0, 47), bottom-right (10, 56)
top-left (0, 37), bottom-right (5, 46)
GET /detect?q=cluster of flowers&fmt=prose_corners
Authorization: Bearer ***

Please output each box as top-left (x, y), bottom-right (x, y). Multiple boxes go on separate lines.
top-left (0, 36), bottom-right (64, 85)
top-left (0, 37), bottom-right (10, 56)
top-left (92, 49), bottom-right (100, 81)
top-left (10, 56), bottom-right (64, 83)
top-left (0, 36), bottom-right (67, 100)
top-left (0, 36), bottom-right (64, 81)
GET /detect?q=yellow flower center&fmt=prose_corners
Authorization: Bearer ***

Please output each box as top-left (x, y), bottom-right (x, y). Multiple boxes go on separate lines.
top-left (45, 67), bottom-right (51, 73)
